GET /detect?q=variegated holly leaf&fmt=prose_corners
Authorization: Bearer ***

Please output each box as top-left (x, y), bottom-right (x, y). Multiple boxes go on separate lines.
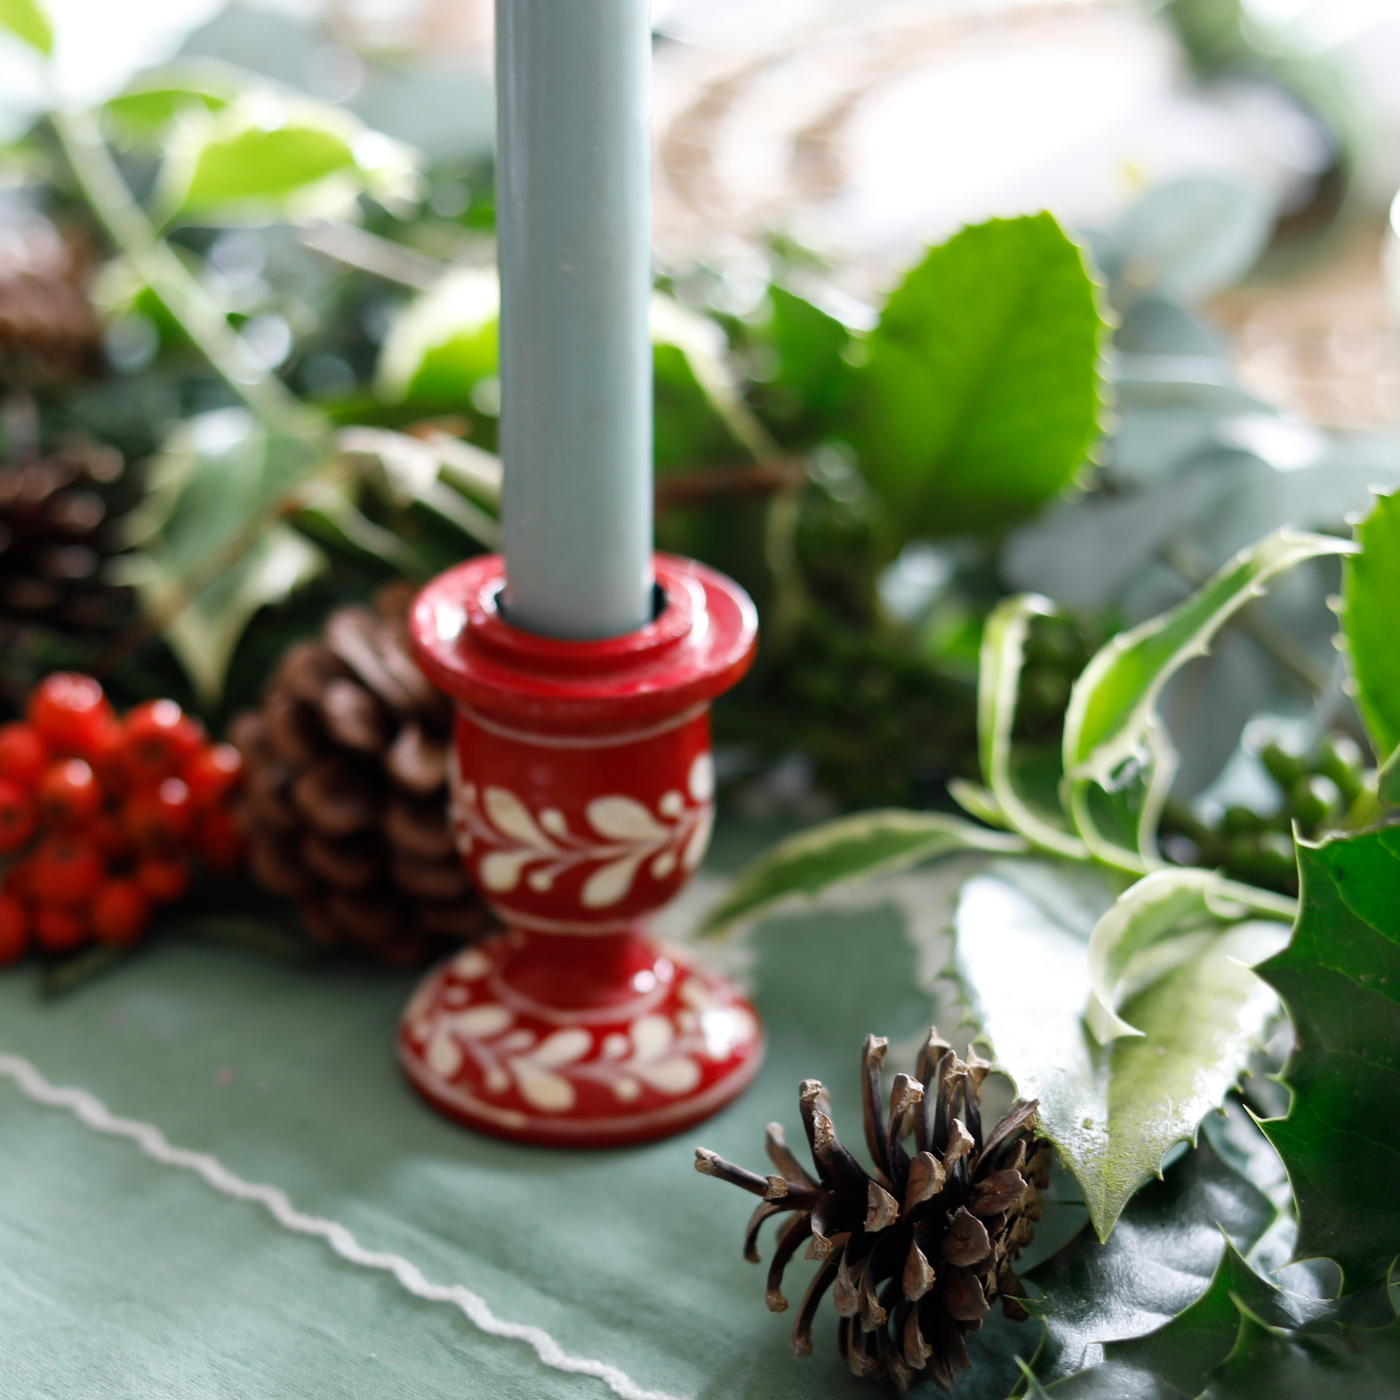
top-left (699, 809), bottom-right (1024, 935)
top-left (975, 593), bottom-right (1088, 860)
top-left (1060, 529), bottom-right (1354, 868)
top-left (1255, 828), bottom-right (1400, 1292)
top-left (956, 863), bottom-right (1285, 1239)
top-left (1063, 529), bottom-right (1355, 791)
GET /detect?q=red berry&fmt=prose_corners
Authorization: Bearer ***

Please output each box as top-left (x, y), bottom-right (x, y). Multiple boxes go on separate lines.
top-left (121, 701), bottom-right (205, 785)
top-left (30, 835), bottom-right (105, 906)
top-left (0, 723), bottom-right (49, 788)
top-left (36, 759), bottom-right (101, 829)
top-left (3, 854), bottom-right (37, 900)
top-left (0, 893), bottom-right (28, 964)
top-left (0, 778), bottom-right (36, 854)
top-left (91, 879), bottom-right (151, 948)
top-left (27, 673), bottom-right (114, 758)
top-left (33, 903), bottom-right (89, 955)
top-left (137, 854), bottom-right (190, 904)
top-left (184, 743), bottom-right (244, 811)
top-left (195, 807), bottom-right (245, 876)
top-left (85, 715), bottom-right (127, 794)
top-left (90, 813), bottom-right (136, 862)
top-left (124, 777), bottom-right (193, 853)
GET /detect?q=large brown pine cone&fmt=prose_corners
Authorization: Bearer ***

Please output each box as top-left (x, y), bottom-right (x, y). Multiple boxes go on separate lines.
top-left (232, 584), bottom-right (495, 966)
top-left (0, 437), bottom-right (130, 636)
top-left (0, 214), bottom-right (101, 385)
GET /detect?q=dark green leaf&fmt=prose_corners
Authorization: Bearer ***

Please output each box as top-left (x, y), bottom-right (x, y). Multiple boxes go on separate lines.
top-left (1027, 1125), bottom-right (1276, 1384)
top-left (700, 809), bottom-right (1024, 935)
top-left (1203, 1312), bottom-right (1400, 1399)
top-left (850, 212), bottom-right (1105, 537)
top-left (761, 284), bottom-right (850, 437)
top-left (1255, 829), bottom-right (1400, 1292)
top-left (1342, 488), bottom-right (1400, 762)
top-left (957, 864), bottom-right (1284, 1238)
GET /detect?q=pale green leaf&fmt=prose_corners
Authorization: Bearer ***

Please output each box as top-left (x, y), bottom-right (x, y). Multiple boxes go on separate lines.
top-left (850, 212), bottom-right (1106, 537)
top-left (376, 266), bottom-right (499, 404)
top-left (956, 863), bottom-right (1285, 1239)
top-left (0, 0), bottom-right (51, 55)
top-left (700, 810), bottom-right (1024, 935)
top-left (105, 61), bottom-right (247, 139)
top-left (1063, 529), bottom-right (1355, 788)
top-left (151, 525), bottom-right (325, 703)
top-left (977, 593), bottom-right (1088, 859)
top-left (159, 94), bottom-right (421, 225)
top-left (1342, 488), bottom-right (1400, 764)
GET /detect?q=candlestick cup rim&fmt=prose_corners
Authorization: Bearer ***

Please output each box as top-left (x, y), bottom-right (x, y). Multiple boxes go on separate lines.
top-left (410, 553), bottom-right (757, 731)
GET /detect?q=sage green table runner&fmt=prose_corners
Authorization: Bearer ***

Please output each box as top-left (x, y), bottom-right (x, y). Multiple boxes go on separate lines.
top-left (0, 840), bottom-right (1029, 1399)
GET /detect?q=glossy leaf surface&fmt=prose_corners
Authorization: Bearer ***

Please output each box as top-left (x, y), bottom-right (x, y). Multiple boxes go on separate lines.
top-left (956, 864), bottom-right (1283, 1238)
top-left (1256, 829), bottom-right (1400, 1292)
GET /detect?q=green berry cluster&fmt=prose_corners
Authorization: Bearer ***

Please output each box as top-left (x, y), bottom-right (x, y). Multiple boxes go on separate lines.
top-left (1162, 732), bottom-right (1368, 896)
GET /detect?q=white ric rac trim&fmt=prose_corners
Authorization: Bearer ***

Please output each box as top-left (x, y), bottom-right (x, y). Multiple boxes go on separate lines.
top-left (0, 1051), bottom-right (688, 1400)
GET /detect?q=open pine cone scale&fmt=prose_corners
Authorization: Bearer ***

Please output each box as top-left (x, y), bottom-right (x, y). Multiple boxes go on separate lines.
top-left (696, 1030), bottom-right (1048, 1391)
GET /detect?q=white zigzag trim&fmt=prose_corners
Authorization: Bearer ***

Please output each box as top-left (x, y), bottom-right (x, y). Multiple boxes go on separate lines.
top-left (0, 1051), bottom-right (688, 1400)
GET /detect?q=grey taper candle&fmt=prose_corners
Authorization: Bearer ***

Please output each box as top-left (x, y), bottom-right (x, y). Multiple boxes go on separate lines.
top-left (496, 0), bottom-right (655, 640)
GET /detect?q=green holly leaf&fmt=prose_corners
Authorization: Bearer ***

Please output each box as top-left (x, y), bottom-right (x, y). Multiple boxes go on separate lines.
top-left (849, 212), bottom-right (1105, 537)
top-left (700, 810), bottom-right (1024, 935)
top-left (1342, 488), bottom-right (1400, 763)
top-left (0, 0), bottom-right (52, 55)
top-left (1203, 1311), bottom-right (1400, 1399)
top-left (956, 863), bottom-right (1285, 1238)
top-left (1255, 828), bottom-right (1400, 1292)
top-left (1027, 1125), bottom-right (1277, 1385)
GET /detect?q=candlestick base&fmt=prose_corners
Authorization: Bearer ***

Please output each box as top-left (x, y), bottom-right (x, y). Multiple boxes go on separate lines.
top-left (403, 553), bottom-right (762, 1147)
top-left (399, 927), bottom-right (762, 1147)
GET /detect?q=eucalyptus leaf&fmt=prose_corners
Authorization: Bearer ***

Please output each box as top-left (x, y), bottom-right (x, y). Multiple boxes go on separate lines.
top-left (1062, 529), bottom-right (1355, 789)
top-left (1342, 487), bottom-right (1400, 762)
top-left (850, 213), bottom-right (1105, 538)
top-left (1112, 177), bottom-right (1276, 306)
top-left (699, 810), bottom-right (1024, 935)
top-left (956, 864), bottom-right (1284, 1239)
top-left (1255, 829), bottom-right (1400, 1292)
top-left (0, 0), bottom-right (50, 55)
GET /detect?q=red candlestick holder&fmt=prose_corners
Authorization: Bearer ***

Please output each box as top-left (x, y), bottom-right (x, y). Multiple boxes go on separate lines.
top-left (401, 553), bottom-right (763, 1148)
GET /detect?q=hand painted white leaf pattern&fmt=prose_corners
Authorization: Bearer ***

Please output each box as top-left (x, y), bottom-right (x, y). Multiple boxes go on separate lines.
top-left (483, 786), bottom-right (556, 850)
top-left (586, 796), bottom-right (669, 841)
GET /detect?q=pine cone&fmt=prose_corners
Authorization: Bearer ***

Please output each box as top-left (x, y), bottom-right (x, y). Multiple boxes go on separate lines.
top-left (0, 214), bottom-right (101, 385)
top-left (696, 1029), bottom-right (1047, 1392)
top-left (232, 584), bottom-right (495, 966)
top-left (0, 437), bottom-right (130, 636)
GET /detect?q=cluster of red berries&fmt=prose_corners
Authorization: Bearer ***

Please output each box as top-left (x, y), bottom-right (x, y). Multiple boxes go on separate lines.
top-left (0, 673), bottom-right (245, 965)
